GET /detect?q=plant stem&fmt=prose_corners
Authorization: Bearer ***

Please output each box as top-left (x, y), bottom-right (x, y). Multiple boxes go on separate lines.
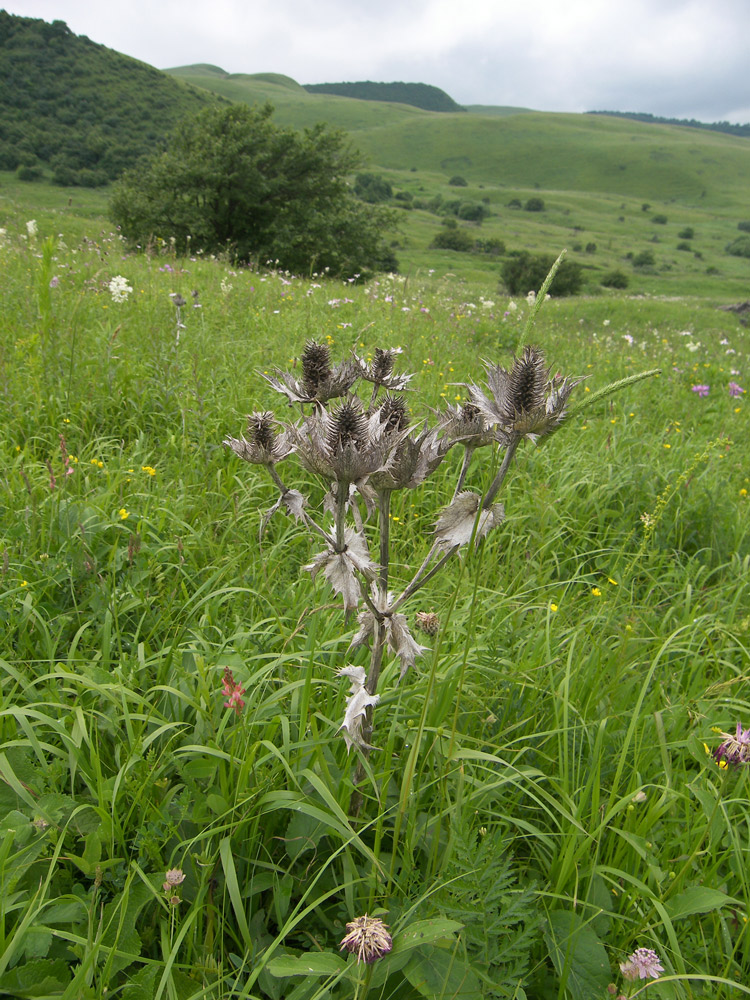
top-left (377, 490), bottom-right (390, 600)
top-left (452, 445), bottom-right (474, 500)
top-left (482, 438), bottom-right (518, 509)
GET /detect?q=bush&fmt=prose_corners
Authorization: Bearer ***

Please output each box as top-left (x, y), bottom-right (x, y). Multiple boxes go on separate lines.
top-left (632, 249), bottom-right (656, 268)
top-left (507, 198), bottom-right (522, 209)
top-left (585, 242), bottom-right (597, 254)
top-left (475, 237), bottom-right (505, 256)
top-left (725, 235), bottom-right (750, 259)
top-left (448, 175), bottom-right (468, 187)
top-left (501, 252), bottom-right (582, 296)
top-left (457, 202), bottom-right (489, 222)
top-left (601, 269), bottom-right (629, 288)
top-left (524, 197), bottom-right (545, 212)
top-left (737, 221), bottom-right (750, 232)
top-left (429, 228), bottom-right (475, 252)
top-left (394, 191), bottom-right (413, 203)
top-left (354, 172), bottom-right (393, 203)
top-left (676, 241), bottom-right (692, 252)
top-left (109, 103), bottom-right (397, 278)
top-left (678, 226), bottom-right (694, 239)
top-left (16, 164), bottom-right (43, 181)
top-left (652, 214), bottom-right (668, 224)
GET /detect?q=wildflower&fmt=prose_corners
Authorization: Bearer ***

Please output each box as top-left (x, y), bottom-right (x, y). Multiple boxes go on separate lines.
top-left (26, 219), bottom-right (37, 239)
top-left (108, 275), bottom-right (133, 303)
top-left (464, 346), bottom-right (584, 444)
top-left (141, 465), bottom-right (156, 476)
top-left (163, 868), bottom-right (186, 891)
top-left (691, 384), bottom-right (709, 397)
top-left (337, 666), bottom-right (380, 751)
top-left (619, 947), bottom-right (664, 981)
top-left (221, 667), bottom-right (246, 714)
top-left (340, 913), bottom-right (393, 963)
top-left (415, 610), bottom-right (440, 636)
top-left (49, 276), bottom-right (59, 288)
top-left (118, 508), bottom-right (129, 520)
top-left (741, 488), bottom-right (748, 498)
top-left (354, 346), bottom-right (414, 392)
top-left (369, 397), bottom-right (448, 492)
top-left (170, 293), bottom-right (186, 308)
top-left (224, 411), bottom-right (294, 467)
top-left (262, 340), bottom-right (359, 406)
top-left (591, 587), bottom-right (602, 596)
top-left (549, 603), bottom-right (558, 612)
top-left (729, 381), bottom-right (745, 396)
top-left (713, 722), bottom-right (750, 767)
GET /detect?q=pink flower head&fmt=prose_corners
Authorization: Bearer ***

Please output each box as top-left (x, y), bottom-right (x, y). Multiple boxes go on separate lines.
top-left (691, 384), bottom-right (710, 397)
top-left (728, 381), bottom-right (745, 397)
top-left (340, 914), bottom-right (392, 964)
top-left (713, 722), bottom-right (750, 767)
top-left (620, 947), bottom-right (664, 981)
top-left (221, 667), bottom-right (246, 714)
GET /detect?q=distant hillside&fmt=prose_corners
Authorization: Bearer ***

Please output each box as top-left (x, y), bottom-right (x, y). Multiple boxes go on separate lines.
top-left (0, 12), bottom-right (219, 185)
top-left (303, 81), bottom-right (464, 112)
top-left (587, 110), bottom-right (750, 139)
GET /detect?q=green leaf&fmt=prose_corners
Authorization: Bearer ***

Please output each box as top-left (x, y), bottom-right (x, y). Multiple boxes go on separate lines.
top-left (544, 910), bottom-right (611, 1000)
top-left (664, 886), bottom-right (736, 920)
top-left (0, 958), bottom-right (72, 997)
top-left (392, 918), bottom-right (464, 954)
top-left (266, 952), bottom-right (347, 977)
top-left (404, 945), bottom-right (481, 998)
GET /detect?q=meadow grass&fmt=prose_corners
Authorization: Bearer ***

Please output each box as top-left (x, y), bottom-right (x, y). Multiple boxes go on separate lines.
top-left (0, 202), bottom-right (749, 1000)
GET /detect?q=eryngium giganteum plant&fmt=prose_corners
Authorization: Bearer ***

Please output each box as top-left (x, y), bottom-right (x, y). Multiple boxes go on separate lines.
top-left (225, 331), bottom-right (585, 764)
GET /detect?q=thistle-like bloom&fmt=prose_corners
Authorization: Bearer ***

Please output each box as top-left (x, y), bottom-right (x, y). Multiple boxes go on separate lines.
top-left (619, 947), bottom-right (664, 981)
top-left (221, 667), bottom-right (246, 714)
top-left (437, 400), bottom-right (506, 450)
top-left (415, 611), bottom-right (439, 636)
top-left (223, 411), bottom-right (294, 466)
top-left (355, 347), bottom-right (414, 391)
top-left (340, 913), bottom-right (393, 963)
top-left (288, 399), bottom-right (403, 485)
top-left (337, 666), bottom-right (380, 751)
top-left (369, 395), bottom-right (448, 491)
top-left (163, 868), bottom-right (186, 890)
top-left (713, 722), bottom-right (750, 767)
top-left (262, 340), bottom-right (359, 405)
top-left (465, 345), bottom-right (584, 442)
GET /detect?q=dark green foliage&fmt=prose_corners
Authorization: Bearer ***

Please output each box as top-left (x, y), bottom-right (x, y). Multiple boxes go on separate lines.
top-left (588, 108), bottom-right (750, 138)
top-left (109, 103), bottom-right (398, 278)
top-left (502, 252), bottom-right (583, 295)
top-left (16, 163), bottom-right (43, 181)
top-left (737, 220), bottom-right (750, 232)
top-left (354, 172), bottom-right (393, 203)
top-left (458, 201), bottom-right (490, 222)
top-left (652, 214), bottom-right (668, 224)
top-left (601, 269), bottom-right (629, 288)
top-left (449, 175), bottom-right (468, 186)
top-left (0, 12), bottom-right (217, 180)
top-left (725, 235), bottom-right (750, 258)
top-left (302, 80), bottom-right (465, 112)
top-left (678, 226), bottom-right (695, 239)
top-left (475, 237), bottom-right (506, 255)
top-left (524, 197), bottom-right (545, 212)
top-left (641, 203), bottom-right (651, 212)
top-left (507, 198), bottom-right (522, 209)
top-left (585, 242), bottom-right (597, 253)
top-left (677, 241), bottom-right (692, 251)
top-left (430, 228), bottom-right (475, 252)
top-left (633, 249), bottom-right (656, 268)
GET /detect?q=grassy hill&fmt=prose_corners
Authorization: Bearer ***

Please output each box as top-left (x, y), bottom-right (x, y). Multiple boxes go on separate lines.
top-left (0, 12), bottom-right (219, 185)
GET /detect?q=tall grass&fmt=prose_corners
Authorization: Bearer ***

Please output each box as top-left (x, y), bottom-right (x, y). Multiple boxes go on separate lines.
top-left (0, 213), bottom-right (748, 999)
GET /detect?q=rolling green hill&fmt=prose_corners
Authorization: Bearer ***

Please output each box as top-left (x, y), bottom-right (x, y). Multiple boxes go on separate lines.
top-left (303, 80), bottom-right (464, 112)
top-left (0, 12), bottom-right (219, 185)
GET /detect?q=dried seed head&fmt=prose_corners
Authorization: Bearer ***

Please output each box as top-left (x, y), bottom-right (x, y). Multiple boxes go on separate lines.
top-left (301, 340), bottom-right (332, 394)
top-left (415, 611), bottom-right (439, 636)
top-left (329, 401), bottom-right (368, 451)
top-left (379, 394), bottom-right (410, 432)
top-left (461, 402), bottom-right (480, 422)
top-left (247, 411), bottom-right (276, 452)
top-left (372, 348), bottom-right (395, 382)
top-left (164, 868), bottom-right (186, 887)
top-left (507, 345), bottom-right (548, 418)
top-left (340, 914), bottom-right (393, 964)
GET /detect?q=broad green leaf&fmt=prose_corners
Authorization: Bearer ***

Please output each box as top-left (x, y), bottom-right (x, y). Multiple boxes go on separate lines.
top-left (392, 918), bottom-right (464, 954)
top-left (544, 910), bottom-right (611, 1000)
top-left (0, 958), bottom-right (72, 997)
top-left (665, 886), bottom-right (735, 920)
top-left (404, 945), bottom-right (481, 998)
top-left (266, 952), bottom-right (347, 977)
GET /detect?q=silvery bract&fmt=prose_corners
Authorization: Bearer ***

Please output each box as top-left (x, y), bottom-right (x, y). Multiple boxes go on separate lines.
top-left (304, 527), bottom-right (378, 612)
top-left (338, 665), bottom-right (380, 751)
top-left (262, 340), bottom-right (359, 406)
top-left (434, 491), bottom-right (505, 551)
top-left (350, 607), bottom-right (428, 680)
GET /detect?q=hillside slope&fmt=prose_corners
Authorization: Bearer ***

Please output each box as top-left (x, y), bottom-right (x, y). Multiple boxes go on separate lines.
top-left (0, 12), bottom-right (219, 184)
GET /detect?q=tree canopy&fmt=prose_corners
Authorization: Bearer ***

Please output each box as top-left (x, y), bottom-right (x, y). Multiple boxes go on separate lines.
top-left (109, 103), bottom-right (398, 278)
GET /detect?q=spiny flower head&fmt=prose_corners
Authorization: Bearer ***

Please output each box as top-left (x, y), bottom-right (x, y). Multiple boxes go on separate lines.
top-left (379, 394), bottom-right (410, 433)
top-left (415, 611), bottom-right (440, 636)
top-left (355, 346), bottom-right (413, 391)
top-left (339, 913), bottom-right (393, 963)
top-left (619, 947), bottom-right (664, 981)
top-left (328, 401), bottom-right (368, 451)
top-left (302, 340), bottom-right (333, 395)
top-left (713, 722), bottom-right (750, 767)
top-left (262, 341), bottom-right (359, 406)
top-left (223, 411), bottom-right (294, 466)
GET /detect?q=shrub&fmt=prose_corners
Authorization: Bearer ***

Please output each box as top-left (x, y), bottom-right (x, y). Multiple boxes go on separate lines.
top-left (641, 203), bottom-right (650, 212)
top-left (676, 241), bottom-right (692, 252)
top-left (448, 175), bottom-right (468, 186)
top-left (16, 164), bottom-right (43, 181)
top-left (632, 249), bottom-right (656, 268)
top-left (429, 228), bottom-right (475, 252)
top-left (725, 235), bottom-right (750, 259)
top-left (457, 202), bottom-right (489, 222)
top-left (678, 226), bottom-right (694, 239)
top-left (501, 251), bottom-right (582, 295)
top-left (601, 269), bottom-right (629, 288)
top-left (737, 221), bottom-right (750, 232)
top-left (109, 103), bottom-right (397, 278)
top-left (507, 198), bottom-right (522, 209)
top-left (524, 197), bottom-right (545, 212)
top-left (394, 191), bottom-right (413, 203)
top-left (652, 214), bottom-right (668, 224)
top-left (354, 172), bottom-right (393, 203)
top-left (475, 237), bottom-right (506, 256)
top-left (585, 242), bottom-right (597, 254)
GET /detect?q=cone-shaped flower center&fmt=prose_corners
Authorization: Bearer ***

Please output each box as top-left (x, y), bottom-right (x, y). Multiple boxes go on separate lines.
top-left (379, 394), bottom-right (410, 432)
top-left (507, 345), bottom-right (547, 416)
top-left (372, 348), bottom-right (395, 382)
top-left (302, 341), bottom-right (332, 395)
top-left (329, 401), bottom-right (368, 451)
top-left (247, 411), bottom-right (276, 451)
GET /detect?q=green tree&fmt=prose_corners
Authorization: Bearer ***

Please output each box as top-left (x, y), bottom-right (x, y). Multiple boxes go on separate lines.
top-left (502, 252), bottom-right (583, 295)
top-left (109, 103), bottom-right (398, 277)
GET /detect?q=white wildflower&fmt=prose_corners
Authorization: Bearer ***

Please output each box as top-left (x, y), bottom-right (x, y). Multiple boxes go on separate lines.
top-left (26, 219), bottom-right (37, 239)
top-left (108, 275), bottom-right (133, 303)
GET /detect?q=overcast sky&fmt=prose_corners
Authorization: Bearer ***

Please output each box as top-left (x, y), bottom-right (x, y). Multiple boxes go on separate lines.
top-left (6, 0), bottom-right (750, 122)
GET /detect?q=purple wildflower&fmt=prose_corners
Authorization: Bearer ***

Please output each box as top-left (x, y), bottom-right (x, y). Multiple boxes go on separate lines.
top-left (620, 947), bottom-right (664, 981)
top-left (713, 722), bottom-right (750, 767)
top-left (691, 384), bottom-right (710, 397)
top-left (728, 381), bottom-right (745, 397)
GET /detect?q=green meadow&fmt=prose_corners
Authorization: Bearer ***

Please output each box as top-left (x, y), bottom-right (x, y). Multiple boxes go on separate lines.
top-left (1, 101), bottom-right (750, 1000)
